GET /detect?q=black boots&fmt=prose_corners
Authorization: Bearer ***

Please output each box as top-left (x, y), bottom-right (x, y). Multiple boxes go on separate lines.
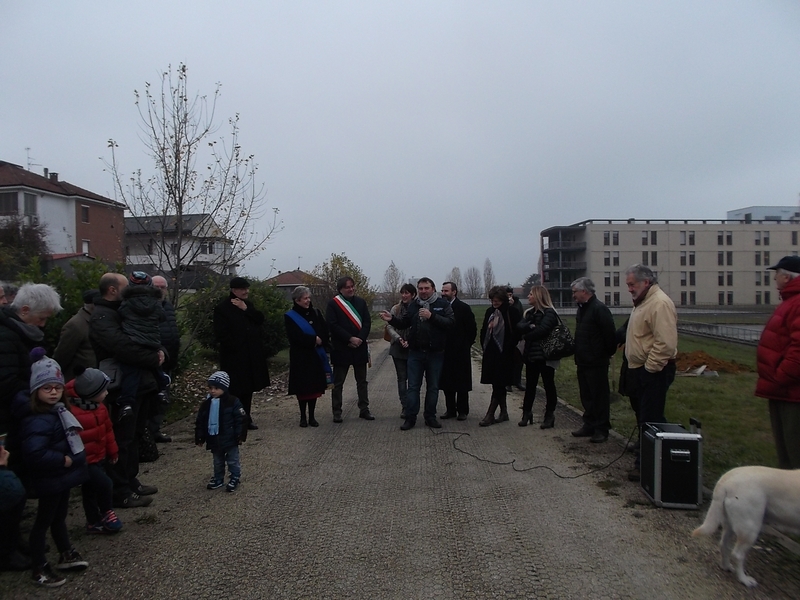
top-left (540, 412), bottom-right (555, 429)
top-left (518, 412), bottom-right (533, 427)
top-left (299, 399), bottom-right (319, 427)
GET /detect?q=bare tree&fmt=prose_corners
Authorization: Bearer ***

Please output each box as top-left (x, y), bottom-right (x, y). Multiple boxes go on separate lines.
top-left (445, 267), bottom-right (463, 293)
top-left (104, 63), bottom-right (283, 307)
top-left (521, 272), bottom-right (541, 296)
top-left (311, 252), bottom-right (377, 307)
top-left (463, 266), bottom-right (483, 298)
top-left (483, 258), bottom-right (496, 297)
top-left (382, 260), bottom-right (405, 306)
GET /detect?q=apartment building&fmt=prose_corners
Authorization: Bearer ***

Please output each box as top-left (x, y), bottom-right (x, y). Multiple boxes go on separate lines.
top-left (540, 207), bottom-right (800, 308)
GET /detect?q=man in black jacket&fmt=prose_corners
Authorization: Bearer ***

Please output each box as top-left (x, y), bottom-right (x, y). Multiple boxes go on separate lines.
top-left (325, 276), bottom-right (372, 423)
top-left (150, 276), bottom-right (180, 443)
top-left (90, 273), bottom-right (162, 508)
top-left (213, 277), bottom-right (271, 431)
top-left (439, 281), bottom-right (477, 421)
top-left (570, 277), bottom-right (617, 443)
top-left (381, 278), bottom-right (454, 430)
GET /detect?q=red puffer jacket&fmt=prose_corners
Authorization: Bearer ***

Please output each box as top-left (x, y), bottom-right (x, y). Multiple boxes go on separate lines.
top-left (755, 276), bottom-right (800, 402)
top-left (66, 380), bottom-right (119, 464)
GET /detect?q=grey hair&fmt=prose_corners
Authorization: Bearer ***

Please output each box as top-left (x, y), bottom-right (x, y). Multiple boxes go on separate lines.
top-left (778, 268), bottom-right (800, 279)
top-left (2, 282), bottom-right (18, 296)
top-left (11, 283), bottom-right (63, 315)
top-left (625, 264), bottom-right (658, 285)
top-left (570, 277), bottom-right (595, 295)
top-left (291, 285), bottom-right (311, 301)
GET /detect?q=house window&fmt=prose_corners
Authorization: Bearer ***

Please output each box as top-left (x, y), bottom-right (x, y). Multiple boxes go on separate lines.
top-left (727, 271), bottom-right (733, 286)
top-left (755, 291), bottom-right (761, 305)
top-left (763, 231), bottom-right (769, 246)
top-left (642, 231), bottom-right (649, 246)
top-left (689, 291), bottom-right (696, 305)
top-left (689, 251), bottom-right (696, 266)
top-left (170, 243), bottom-right (178, 255)
top-left (727, 251), bottom-right (733, 266)
top-left (641, 251), bottom-right (649, 266)
top-left (613, 272), bottom-right (620, 286)
top-left (612, 251), bottom-right (619, 266)
top-left (727, 292), bottom-right (734, 305)
top-left (755, 231), bottom-right (761, 246)
top-left (612, 231), bottom-right (619, 246)
top-left (82, 240), bottom-right (90, 254)
top-left (208, 242), bottom-right (215, 254)
top-left (718, 271), bottom-right (724, 286)
top-left (0, 192), bottom-right (18, 215)
top-left (24, 193), bottom-right (37, 216)
top-left (604, 272), bottom-right (611, 287)
top-left (765, 291), bottom-right (771, 304)
top-left (613, 292), bottom-right (620, 306)
top-left (680, 292), bottom-right (687, 306)
top-left (199, 242), bottom-right (208, 254)
top-left (680, 251), bottom-right (687, 266)
top-left (604, 292), bottom-right (611, 305)
top-left (604, 251), bottom-right (611, 266)
top-left (81, 205), bottom-right (90, 224)
top-left (603, 231), bottom-right (610, 246)
top-left (650, 251), bottom-right (658, 266)
top-left (726, 231), bottom-right (733, 246)
top-left (681, 272), bottom-right (687, 287)
top-left (717, 231), bottom-right (724, 246)
top-left (680, 230), bottom-right (687, 246)
top-left (689, 231), bottom-right (695, 245)
top-left (689, 271), bottom-right (696, 286)
top-left (718, 252), bottom-right (724, 266)
top-left (146, 239), bottom-right (154, 255)
top-left (718, 292), bottom-right (725, 305)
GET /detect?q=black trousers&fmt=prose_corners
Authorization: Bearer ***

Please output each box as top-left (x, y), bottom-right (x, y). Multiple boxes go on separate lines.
top-left (107, 392), bottom-right (152, 500)
top-left (576, 365), bottom-right (611, 435)
top-left (443, 390), bottom-right (470, 416)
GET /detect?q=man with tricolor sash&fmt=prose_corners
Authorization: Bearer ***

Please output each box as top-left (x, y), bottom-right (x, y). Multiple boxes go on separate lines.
top-left (325, 276), bottom-right (373, 423)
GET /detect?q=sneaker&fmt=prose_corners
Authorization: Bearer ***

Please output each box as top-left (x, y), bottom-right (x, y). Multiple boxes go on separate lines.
top-left (101, 510), bottom-right (123, 532)
top-left (32, 563), bottom-right (66, 587)
top-left (55, 548), bottom-right (88, 571)
top-left (226, 477), bottom-right (240, 492)
top-left (136, 484), bottom-right (158, 496)
top-left (86, 522), bottom-right (106, 535)
top-left (157, 390), bottom-right (170, 404)
top-left (114, 492), bottom-right (153, 508)
top-left (207, 478), bottom-right (224, 490)
top-left (117, 404), bottom-right (133, 421)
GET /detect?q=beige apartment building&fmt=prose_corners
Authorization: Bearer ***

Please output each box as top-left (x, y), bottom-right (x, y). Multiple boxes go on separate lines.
top-left (540, 207), bottom-right (800, 308)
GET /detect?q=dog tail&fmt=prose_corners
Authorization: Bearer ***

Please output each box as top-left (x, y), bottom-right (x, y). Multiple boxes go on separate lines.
top-left (692, 495), bottom-right (724, 537)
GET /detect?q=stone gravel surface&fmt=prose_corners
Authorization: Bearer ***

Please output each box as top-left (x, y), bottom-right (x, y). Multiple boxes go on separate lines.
top-left (2, 340), bottom-right (799, 599)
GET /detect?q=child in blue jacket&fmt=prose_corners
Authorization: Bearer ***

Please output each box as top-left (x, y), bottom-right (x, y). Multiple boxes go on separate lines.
top-left (195, 371), bottom-right (246, 492)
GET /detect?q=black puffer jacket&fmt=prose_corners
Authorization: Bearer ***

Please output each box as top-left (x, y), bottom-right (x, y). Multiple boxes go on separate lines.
top-left (388, 295), bottom-right (454, 352)
top-left (195, 392), bottom-right (245, 452)
top-left (515, 307), bottom-right (559, 363)
top-left (574, 295), bottom-right (617, 368)
top-left (119, 285), bottom-right (165, 349)
top-left (0, 307), bottom-right (44, 436)
top-left (159, 299), bottom-right (180, 371)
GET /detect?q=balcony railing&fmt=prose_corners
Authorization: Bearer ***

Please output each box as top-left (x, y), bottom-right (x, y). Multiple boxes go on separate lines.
top-left (543, 241), bottom-right (586, 251)
top-left (543, 261), bottom-right (587, 270)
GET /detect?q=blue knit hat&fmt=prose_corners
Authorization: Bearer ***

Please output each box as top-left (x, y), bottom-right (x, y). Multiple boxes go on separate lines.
top-left (207, 371), bottom-right (230, 392)
top-left (30, 356), bottom-right (65, 393)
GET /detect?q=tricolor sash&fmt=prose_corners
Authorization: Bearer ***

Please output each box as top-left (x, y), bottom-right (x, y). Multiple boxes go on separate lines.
top-left (285, 310), bottom-right (334, 385)
top-left (332, 294), bottom-right (363, 329)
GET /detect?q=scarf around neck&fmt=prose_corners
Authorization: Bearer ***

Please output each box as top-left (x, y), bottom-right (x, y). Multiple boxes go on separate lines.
top-left (55, 402), bottom-right (85, 455)
top-left (483, 306), bottom-right (505, 352)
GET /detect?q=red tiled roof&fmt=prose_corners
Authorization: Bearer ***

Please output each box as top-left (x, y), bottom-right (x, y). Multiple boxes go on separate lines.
top-left (0, 161), bottom-right (124, 207)
top-left (264, 269), bottom-right (328, 287)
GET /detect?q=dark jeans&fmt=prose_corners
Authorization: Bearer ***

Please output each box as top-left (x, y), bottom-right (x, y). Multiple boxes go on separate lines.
top-left (443, 390), bottom-right (470, 416)
top-left (82, 462), bottom-right (114, 524)
top-left (406, 349), bottom-right (444, 422)
top-left (212, 446), bottom-right (241, 481)
top-left (107, 392), bottom-right (153, 500)
top-left (120, 364), bottom-right (168, 405)
top-left (331, 363), bottom-right (369, 417)
top-left (577, 365), bottom-right (611, 435)
top-left (628, 362), bottom-right (676, 467)
top-left (391, 357), bottom-right (408, 407)
top-left (30, 490), bottom-right (72, 567)
top-left (522, 361), bottom-right (558, 415)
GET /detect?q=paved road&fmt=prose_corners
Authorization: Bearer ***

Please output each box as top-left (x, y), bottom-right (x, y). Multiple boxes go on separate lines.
top-left (3, 340), bottom-right (799, 599)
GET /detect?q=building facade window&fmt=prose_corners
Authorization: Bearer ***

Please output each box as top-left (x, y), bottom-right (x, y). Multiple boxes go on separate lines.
top-left (755, 231), bottom-right (761, 246)
top-left (81, 205), bottom-right (90, 224)
top-left (603, 231), bottom-right (610, 246)
top-left (613, 292), bottom-right (620, 306)
top-left (763, 231), bottom-right (770, 246)
top-left (651, 231), bottom-right (657, 245)
top-left (680, 230), bottom-right (686, 246)
top-left (604, 251), bottom-right (610, 266)
top-left (717, 231), bottom-right (724, 246)
top-left (613, 272), bottom-right (620, 286)
top-left (689, 231), bottom-right (695, 245)
top-left (718, 271), bottom-right (724, 286)
top-left (681, 271), bottom-right (687, 287)
top-left (755, 252), bottom-right (761, 266)
top-left (755, 291), bottom-right (761, 305)
top-left (604, 272), bottom-right (611, 287)
top-left (689, 251), bottom-right (696, 266)
top-left (755, 271), bottom-right (761, 286)
top-left (689, 271), bottom-right (696, 286)
top-left (727, 292), bottom-right (734, 305)
top-left (642, 231), bottom-right (648, 246)
top-left (726, 231), bottom-right (733, 245)
top-left (641, 251), bottom-right (648, 266)
top-left (612, 251), bottom-right (619, 266)
top-left (81, 240), bottom-right (90, 254)
top-left (718, 251), bottom-right (724, 266)
top-left (612, 231), bottom-right (619, 245)
top-left (765, 291), bottom-right (771, 304)
top-left (727, 251), bottom-right (733, 266)
top-left (727, 271), bottom-right (733, 286)
top-left (718, 292), bottom-right (725, 306)
top-left (605, 292), bottom-right (611, 305)
top-left (0, 191), bottom-right (18, 215)
top-left (680, 291), bottom-right (687, 306)
top-left (680, 251), bottom-right (687, 266)
top-left (24, 193), bottom-right (37, 216)
top-left (764, 251), bottom-right (770, 266)
top-left (689, 291), bottom-right (696, 305)
top-left (650, 251), bottom-right (658, 266)
top-left (764, 271), bottom-right (771, 285)
top-left (793, 231), bottom-right (798, 245)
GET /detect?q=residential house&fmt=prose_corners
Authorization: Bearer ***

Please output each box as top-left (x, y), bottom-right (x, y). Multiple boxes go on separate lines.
top-left (264, 269), bottom-right (330, 305)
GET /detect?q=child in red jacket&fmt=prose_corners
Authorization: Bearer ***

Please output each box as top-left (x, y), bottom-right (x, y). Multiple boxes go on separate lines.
top-left (68, 367), bottom-right (123, 534)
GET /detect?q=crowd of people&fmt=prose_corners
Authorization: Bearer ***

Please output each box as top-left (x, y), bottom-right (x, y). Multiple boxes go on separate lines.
top-left (1, 253), bottom-right (798, 589)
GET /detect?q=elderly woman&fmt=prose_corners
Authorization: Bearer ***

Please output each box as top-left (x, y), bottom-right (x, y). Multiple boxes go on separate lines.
top-left (386, 283), bottom-right (417, 419)
top-left (516, 285), bottom-right (560, 429)
top-left (479, 286), bottom-right (516, 426)
top-left (284, 286), bottom-right (331, 427)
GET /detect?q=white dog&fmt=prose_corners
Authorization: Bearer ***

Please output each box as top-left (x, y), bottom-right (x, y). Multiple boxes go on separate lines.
top-left (692, 466), bottom-right (800, 587)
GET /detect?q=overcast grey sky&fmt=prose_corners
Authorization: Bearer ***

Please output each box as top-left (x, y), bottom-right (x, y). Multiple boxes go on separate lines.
top-left (3, 1), bottom-right (800, 287)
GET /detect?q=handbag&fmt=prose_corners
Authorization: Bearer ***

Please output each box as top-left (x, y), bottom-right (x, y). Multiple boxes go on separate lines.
top-left (383, 325), bottom-right (392, 342)
top-left (98, 357), bottom-right (122, 390)
top-left (541, 316), bottom-right (575, 360)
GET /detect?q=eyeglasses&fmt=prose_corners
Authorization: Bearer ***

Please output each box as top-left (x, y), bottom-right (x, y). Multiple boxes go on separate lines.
top-left (40, 384), bottom-right (64, 393)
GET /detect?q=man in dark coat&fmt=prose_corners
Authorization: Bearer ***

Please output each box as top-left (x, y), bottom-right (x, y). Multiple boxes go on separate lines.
top-left (571, 277), bottom-right (617, 443)
top-left (90, 273), bottom-right (161, 508)
top-left (506, 286), bottom-right (525, 391)
top-left (439, 281), bottom-right (477, 421)
top-left (213, 277), bottom-right (271, 431)
top-left (381, 277), bottom-right (455, 430)
top-left (149, 276), bottom-right (180, 443)
top-left (53, 289), bottom-right (98, 382)
top-left (325, 276), bottom-right (373, 423)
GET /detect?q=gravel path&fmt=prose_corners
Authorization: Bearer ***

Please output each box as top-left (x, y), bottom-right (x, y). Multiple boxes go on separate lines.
top-left (2, 340), bottom-right (799, 599)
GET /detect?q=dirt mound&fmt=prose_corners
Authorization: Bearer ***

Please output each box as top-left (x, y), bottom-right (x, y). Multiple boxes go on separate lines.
top-left (675, 350), bottom-right (753, 374)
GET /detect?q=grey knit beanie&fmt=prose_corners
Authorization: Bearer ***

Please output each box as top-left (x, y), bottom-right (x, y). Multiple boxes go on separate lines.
top-left (207, 371), bottom-right (230, 392)
top-left (30, 357), bottom-right (65, 393)
top-left (74, 366), bottom-right (110, 400)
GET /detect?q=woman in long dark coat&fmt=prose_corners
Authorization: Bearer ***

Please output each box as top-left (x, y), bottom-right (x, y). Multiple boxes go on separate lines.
top-left (515, 285), bottom-right (560, 429)
top-left (284, 286), bottom-right (331, 427)
top-left (479, 286), bottom-right (516, 426)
